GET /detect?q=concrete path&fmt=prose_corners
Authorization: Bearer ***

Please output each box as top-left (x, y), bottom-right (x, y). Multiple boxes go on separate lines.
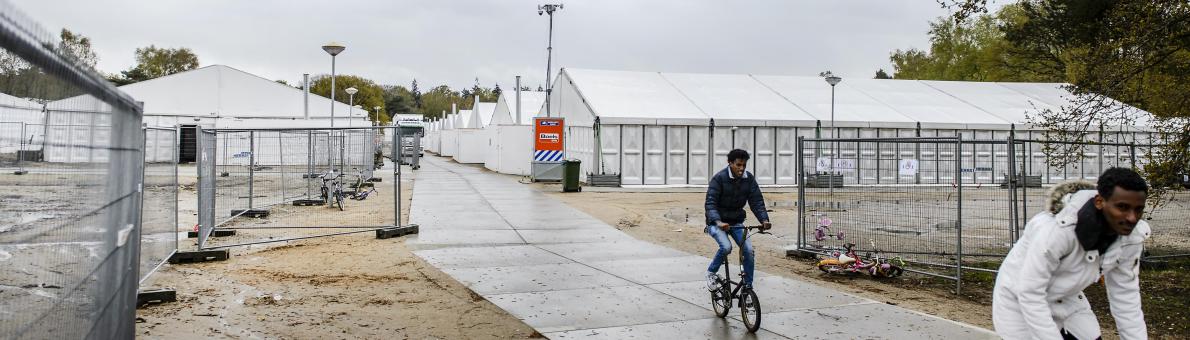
top-left (410, 156), bottom-right (997, 339)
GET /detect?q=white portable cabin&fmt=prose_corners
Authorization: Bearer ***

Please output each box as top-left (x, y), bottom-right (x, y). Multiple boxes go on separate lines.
top-left (546, 68), bottom-right (1157, 186)
top-left (439, 113), bottom-right (462, 157)
top-left (453, 106), bottom-right (488, 164)
top-left (485, 91), bottom-right (545, 175)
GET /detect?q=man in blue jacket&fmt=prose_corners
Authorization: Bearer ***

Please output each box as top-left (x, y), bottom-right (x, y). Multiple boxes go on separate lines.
top-left (705, 149), bottom-right (772, 291)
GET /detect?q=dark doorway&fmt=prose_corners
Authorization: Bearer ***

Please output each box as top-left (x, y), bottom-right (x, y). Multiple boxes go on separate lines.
top-left (180, 125), bottom-right (197, 163)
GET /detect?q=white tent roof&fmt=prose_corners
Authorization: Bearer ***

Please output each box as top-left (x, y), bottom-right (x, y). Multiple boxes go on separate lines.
top-left (472, 102), bottom-right (497, 128)
top-left (659, 72), bottom-right (818, 126)
top-left (492, 91), bottom-right (545, 125)
top-left (456, 109), bottom-right (474, 129)
top-left (750, 75), bottom-right (918, 128)
top-left (994, 82), bottom-right (1153, 129)
top-left (0, 91), bottom-right (41, 109)
top-left (113, 64), bottom-right (362, 120)
top-left (844, 78), bottom-right (1012, 129)
top-left (563, 68), bottom-right (710, 125)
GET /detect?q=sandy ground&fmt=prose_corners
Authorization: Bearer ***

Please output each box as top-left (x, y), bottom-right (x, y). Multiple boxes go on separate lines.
top-left (136, 162), bottom-right (537, 339)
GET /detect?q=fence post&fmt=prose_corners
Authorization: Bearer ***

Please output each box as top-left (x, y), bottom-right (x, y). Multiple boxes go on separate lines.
top-left (394, 127), bottom-right (402, 226)
top-left (307, 130), bottom-right (313, 199)
top-left (1007, 132), bottom-right (1018, 243)
top-left (17, 122), bottom-right (25, 169)
top-left (1129, 143), bottom-right (1137, 170)
top-left (956, 135), bottom-right (964, 295)
top-left (278, 132), bottom-right (286, 203)
top-left (796, 136), bottom-right (805, 250)
top-left (248, 131), bottom-right (255, 211)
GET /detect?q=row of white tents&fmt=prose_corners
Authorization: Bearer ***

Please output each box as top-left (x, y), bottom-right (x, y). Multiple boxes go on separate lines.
top-left (426, 68), bottom-right (1160, 187)
top-left (424, 91), bottom-right (546, 176)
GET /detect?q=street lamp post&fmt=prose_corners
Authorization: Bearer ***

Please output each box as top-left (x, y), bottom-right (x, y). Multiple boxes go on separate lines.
top-left (538, 3), bottom-right (563, 117)
top-left (346, 87), bottom-right (358, 128)
top-left (321, 42), bottom-right (346, 128)
top-left (373, 106), bottom-right (381, 126)
top-left (824, 72), bottom-right (841, 196)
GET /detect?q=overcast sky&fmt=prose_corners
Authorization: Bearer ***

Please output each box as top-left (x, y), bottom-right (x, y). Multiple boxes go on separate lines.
top-left (12, 0), bottom-right (966, 90)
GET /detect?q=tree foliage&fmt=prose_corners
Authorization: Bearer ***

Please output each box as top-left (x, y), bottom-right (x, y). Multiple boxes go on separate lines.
top-left (309, 74), bottom-right (389, 125)
top-left (896, 0), bottom-right (1190, 192)
top-left (0, 29), bottom-right (98, 100)
top-left (109, 45), bottom-right (200, 86)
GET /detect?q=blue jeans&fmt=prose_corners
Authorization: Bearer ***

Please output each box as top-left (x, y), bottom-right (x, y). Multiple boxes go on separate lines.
top-left (706, 224), bottom-right (755, 285)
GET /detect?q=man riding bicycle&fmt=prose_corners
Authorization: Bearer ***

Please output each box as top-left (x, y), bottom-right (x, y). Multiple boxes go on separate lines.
top-left (705, 149), bottom-right (771, 291)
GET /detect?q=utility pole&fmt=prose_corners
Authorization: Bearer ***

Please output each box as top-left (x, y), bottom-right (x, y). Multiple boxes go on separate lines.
top-left (539, 3), bottom-right (563, 117)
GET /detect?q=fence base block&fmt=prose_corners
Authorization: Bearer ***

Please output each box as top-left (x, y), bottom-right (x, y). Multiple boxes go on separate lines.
top-left (292, 199), bottom-right (325, 206)
top-left (230, 209), bottom-right (270, 218)
top-left (1140, 258), bottom-right (1169, 271)
top-left (367, 177), bottom-right (382, 182)
top-left (12, 169), bottom-right (27, 175)
top-left (169, 249), bottom-right (230, 264)
top-left (186, 229), bottom-right (237, 238)
top-left (785, 246), bottom-right (819, 259)
top-left (302, 173), bottom-right (321, 179)
top-left (377, 224), bottom-right (419, 239)
top-left (137, 289), bottom-right (177, 308)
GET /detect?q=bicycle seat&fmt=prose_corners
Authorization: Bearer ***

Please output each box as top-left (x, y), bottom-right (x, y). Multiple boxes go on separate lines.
top-left (838, 253), bottom-right (856, 264)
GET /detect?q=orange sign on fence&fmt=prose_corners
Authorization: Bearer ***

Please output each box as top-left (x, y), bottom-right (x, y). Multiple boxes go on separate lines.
top-left (533, 117), bottom-right (565, 162)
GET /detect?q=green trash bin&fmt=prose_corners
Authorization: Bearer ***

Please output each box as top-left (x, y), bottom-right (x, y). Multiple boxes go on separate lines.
top-left (562, 159), bottom-right (582, 192)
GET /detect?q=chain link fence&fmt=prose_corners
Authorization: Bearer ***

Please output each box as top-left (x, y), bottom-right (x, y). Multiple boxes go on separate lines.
top-left (796, 135), bottom-right (1190, 293)
top-left (0, 1), bottom-right (145, 337)
top-left (196, 127), bottom-right (395, 249)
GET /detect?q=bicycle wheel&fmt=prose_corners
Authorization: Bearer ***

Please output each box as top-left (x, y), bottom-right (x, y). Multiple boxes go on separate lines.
top-left (711, 282), bottom-right (731, 318)
top-left (334, 191), bottom-right (344, 211)
top-left (740, 288), bottom-right (762, 333)
top-left (320, 186), bottom-right (329, 203)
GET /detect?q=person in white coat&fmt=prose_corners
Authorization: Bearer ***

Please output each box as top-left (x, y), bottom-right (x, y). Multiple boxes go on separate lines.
top-left (993, 167), bottom-right (1151, 340)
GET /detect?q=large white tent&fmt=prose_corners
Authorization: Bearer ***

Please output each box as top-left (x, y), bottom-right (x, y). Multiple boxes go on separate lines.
top-left (0, 92), bottom-right (45, 154)
top-left (546, 68), bottom-right (1157, 186)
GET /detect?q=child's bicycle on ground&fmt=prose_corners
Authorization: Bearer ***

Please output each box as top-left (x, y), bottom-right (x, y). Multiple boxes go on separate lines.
top-left (709, 225), bottom-right (771, 333)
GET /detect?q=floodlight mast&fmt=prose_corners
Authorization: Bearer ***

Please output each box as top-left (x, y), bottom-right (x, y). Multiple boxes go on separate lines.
top-left (539, 3), bottom-right (563, 117)
top-left (822, 71), bottom-right (842, 196)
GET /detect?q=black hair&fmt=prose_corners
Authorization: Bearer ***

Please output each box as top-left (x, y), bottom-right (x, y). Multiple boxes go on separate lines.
top-left (1097, 167), bottom-right (1148, 198)
top-left (727, 149), bottom-right (750, 163)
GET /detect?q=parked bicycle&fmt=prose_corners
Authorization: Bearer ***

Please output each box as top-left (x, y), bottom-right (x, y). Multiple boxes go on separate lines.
top-left (319, 169), bottom-right (346, 211)
top-left (709, 225), bottom-right (770, 333)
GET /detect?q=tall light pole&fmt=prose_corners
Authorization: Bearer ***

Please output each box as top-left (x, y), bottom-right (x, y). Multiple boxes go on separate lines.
top-left (322, 42), bottom-right (346, 128)
top-left (538, 3), bottom-right (562, 117)
top-left (346, 87), bottom-right (358, 128)
top-left (374, 105), bottom-right (381, 126)
top-left (824, 72), bottom-right (841, 196)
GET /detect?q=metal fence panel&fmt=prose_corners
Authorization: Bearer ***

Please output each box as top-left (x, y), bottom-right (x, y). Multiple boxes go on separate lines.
top-left (0, 2), bottom-right (144, 337)
top-left (194, 127), bottom-right (395, 249)
top-left (139, 128), bottom-right (178, 285)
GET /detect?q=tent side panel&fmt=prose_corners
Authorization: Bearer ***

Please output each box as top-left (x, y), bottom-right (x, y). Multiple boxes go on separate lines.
top-left (775, 127), bottom-right (797, 185)
top-left (643, 125), bottom-right (666, 185)
top-left (688, 126), bottom-right (710, 185)
top-left (754, 127), bottom-right (775, 185)
top-left (598, 124), bottom-right (621, 176)
top-left (621, 125), bottom-right (644, 185)
top-left (666, 126), bottom-right (688, 184)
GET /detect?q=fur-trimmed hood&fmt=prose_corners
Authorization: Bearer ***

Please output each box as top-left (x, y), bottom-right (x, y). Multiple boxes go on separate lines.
top-left (1046, 180), bottom-right (1096, 214)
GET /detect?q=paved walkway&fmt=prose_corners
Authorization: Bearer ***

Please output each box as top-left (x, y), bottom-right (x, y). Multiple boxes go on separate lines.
top-left (410, 156), bottom-right (996, 339)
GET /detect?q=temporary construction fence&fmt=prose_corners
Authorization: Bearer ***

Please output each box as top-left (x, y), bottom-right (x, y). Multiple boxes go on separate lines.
top-left (795, 136), bottom-right (1190, 293)
top-left (195, 126), bottom-right (403, 249)
top-left (0, 1), bottom-right (145, 337)
top-left (140, 127), bottom-right (178, 285)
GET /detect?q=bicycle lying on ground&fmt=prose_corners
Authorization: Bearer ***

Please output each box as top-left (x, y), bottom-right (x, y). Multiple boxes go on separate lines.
top-left (709, 225), bottom-right (771, 333)
top-left (816, 240), bottom-right (905, 278)
top-left (347, 167), bottom-right (377, 201)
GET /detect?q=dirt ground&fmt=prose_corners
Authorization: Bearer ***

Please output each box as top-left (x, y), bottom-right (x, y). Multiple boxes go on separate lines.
top-left (542, 187), bottom-right (1189, 340)
top-left (136, 163), bottom-right (537, 339)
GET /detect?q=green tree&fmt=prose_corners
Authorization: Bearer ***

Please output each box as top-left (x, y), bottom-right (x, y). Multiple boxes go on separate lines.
top-left (382, 84), bottom-right (416, 119)
top-left (309, 74), bottom-right (389, 125)
top-left (0, 29), bottom-right (97, 100)
top-left (110, 45), bottom-right (200, 85)
top-left (874, 69), bottom-right (892, 79)
top-left (419, 85), bottom-right (464, 120)
top-left (889, 5), bottom-right (1057, 82)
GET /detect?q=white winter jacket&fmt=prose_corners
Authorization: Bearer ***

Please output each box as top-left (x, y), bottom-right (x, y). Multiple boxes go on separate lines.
top-left (993, 190), bottom-right (1150, 340)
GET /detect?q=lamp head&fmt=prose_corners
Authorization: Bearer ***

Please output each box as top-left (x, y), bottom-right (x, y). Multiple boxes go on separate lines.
top-left (345, 87), bottom-right (358, 95)
top-left (825, 75), bottom-right (842, 86)
top-left (321, 42), bottom-right (345, 56)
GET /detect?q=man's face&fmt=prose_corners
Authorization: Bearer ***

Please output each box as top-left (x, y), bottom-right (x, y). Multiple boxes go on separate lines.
top-left (729, 159), bottom-right (746, 178)
top-left (1094, 187), bottom-right (1147, 235)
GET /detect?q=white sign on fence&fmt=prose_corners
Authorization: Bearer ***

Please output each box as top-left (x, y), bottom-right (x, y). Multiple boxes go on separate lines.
top-left (899, 159), bottom-right (919, 176)
top-left (816, 157), bottom-right (856, 173)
